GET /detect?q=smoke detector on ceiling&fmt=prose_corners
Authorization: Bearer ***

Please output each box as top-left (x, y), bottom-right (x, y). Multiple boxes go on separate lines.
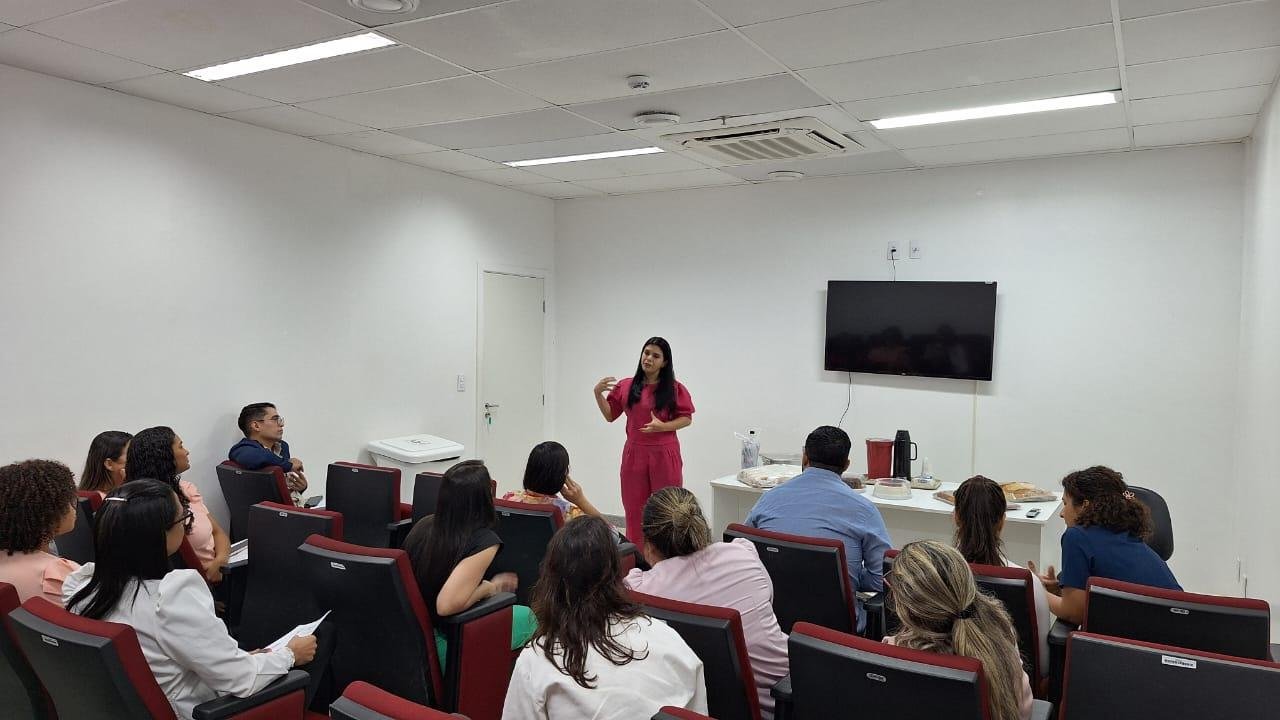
top-left (634, 112), bottom-right (681, 127)
top-left (662, 117), bottom-right (859, 164)
top-left (349, 0), bottom-right (417, 13)
top-left (767, 171), bottom-right (805, 181)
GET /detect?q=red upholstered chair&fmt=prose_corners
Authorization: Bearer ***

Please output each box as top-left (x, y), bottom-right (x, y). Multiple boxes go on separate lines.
top-left (327, 462), bottom-right (413, 548)
top-left (53, 494), bottom-right (98, 565)
top-left (970, 563), bottom-right (1045, 689)
top-left (631, 592), bottom-right (761, 720)
top-left (298, 535), bottom-right (514, 720)
top-left (775, 622), bottom-right (1053, 720)
top-left (217, 462), bottom-right (292, 544)
top-left (723, 524), bottom-right (857, 635)
top-left (1061, 632), bottom-right (1280, 719)
top-left (8, 597), bottom-right (311, 720)
top-left (652, 709), bottom-right (714, 720)
top-left (329, 682), bottom-right (468, 719)
top-left (411, 471), bottom-right (445, 524)
top-left (0, 582), bottom-right (56, 719)
top-left (1084, 577), bottom-right (1276, 660)
top-left (489, 499), bottom-right (565, 606)
top-left (79, 490), bottom-right (105, 513)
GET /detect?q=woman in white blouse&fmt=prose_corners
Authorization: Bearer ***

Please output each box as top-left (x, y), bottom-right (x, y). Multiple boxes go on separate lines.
top-left (63, 480), bottom-right (316, 720)
top-left (502, 516), bottom-right (707, 720)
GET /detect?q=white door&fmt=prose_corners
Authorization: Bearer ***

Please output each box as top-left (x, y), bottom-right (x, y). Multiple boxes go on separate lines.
top-left (478, 271), bottom-right (546, 492)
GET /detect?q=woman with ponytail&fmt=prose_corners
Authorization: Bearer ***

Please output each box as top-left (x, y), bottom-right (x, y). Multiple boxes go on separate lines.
top-left (887, 540), bottom-right (1033, 720)
top-left (624, 487), bottom-right (789, 718)
top-left (952, 476), bottom-right (1050, 678)
top-left (593, 337), bottom-right (695, 544)
top-left (1033, 466), bottom-right (1180, 624)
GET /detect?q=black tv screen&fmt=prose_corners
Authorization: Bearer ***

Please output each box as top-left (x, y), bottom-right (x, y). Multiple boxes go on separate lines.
top-left (825, 281), bottom-right (997, 380)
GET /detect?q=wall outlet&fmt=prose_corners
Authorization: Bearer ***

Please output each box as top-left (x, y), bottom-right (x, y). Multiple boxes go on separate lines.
top-left (886, 241), bottom-right (902, 260)
top-left (456, 374), bottom-right (466, 392)
top-left (909, 241), bottom-right (922, 259)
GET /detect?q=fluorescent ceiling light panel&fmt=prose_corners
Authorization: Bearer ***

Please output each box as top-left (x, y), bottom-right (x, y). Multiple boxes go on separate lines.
top-left (505, 147), bottom-right (664, 167)
top-left (869, 91), bottom-right (1119, 130)
top-left (185, 33), bottom-right (395, 82)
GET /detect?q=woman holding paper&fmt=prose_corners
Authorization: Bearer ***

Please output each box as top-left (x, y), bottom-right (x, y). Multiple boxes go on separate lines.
top-left (593, 336), bottom-right (695, 544)
top-left (63, 479), bottom-right (317, 720)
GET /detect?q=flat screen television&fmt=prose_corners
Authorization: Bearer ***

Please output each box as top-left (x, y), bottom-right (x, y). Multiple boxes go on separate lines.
top-left (825, 281), bottom-right (997, 381)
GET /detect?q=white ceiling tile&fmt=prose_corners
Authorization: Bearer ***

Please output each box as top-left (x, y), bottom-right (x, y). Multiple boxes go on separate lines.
top-left (718, 150), bottom-right (914, 180)
top-left (485, 31), bottom-right (783, 105)
top-left (0, 29), bottom-right (156, 84)
top-left (105, 73), bottom-right (275, 114)
top-left (314, 130), bottom-right (445, 156)
top-left (577, 168), bottom-right (745, 194)
top-left (742, 0), bottom-right (1113, 70)
top-left (297, 76), bottom-right (547, 129)
top-left (216, 47), bottom-right (464, 104)
top-left (395, 150), bottom-right (507, 172)
top-left (0, 0), bottom-right (111, 26)
top-left (1119, 0), bottom-right (1242, 20)
top-left (220, 105), bottom-right (369, 137)
top-left (1125, 47), bottom-right (1280, 98)
top-left (391, 108), bottom-right (610, 149)
top-left (1132, 114), bottom-right (1257, 145)
top-left (568, 75), bottom-right (828, 130)
top-left (385, 0), bottom-right (723, 71)
top-left (457, 167), bottom-right (555, 185)
top-left (523, 151), bottom-right (709, 181)
top-left (697, 0), bottom-right (875, 27)
top-left (843, 69), bottom-right (1121, 121)
top-left (1129, 84), bottom-right (1273, 125)
top-left (518, 182), bottom-right (603, 198)
top-left (29, 0), bottom-right (360, 71)
top-left (467, 134), bottom-right (652, 163)
top-left (877, 103), bottom-right (1128, 149)
top-left (295, 0), bottom-right (504, 27)
top-left (902, 128), bottom-right (1131, 166)
top-left (800, 25), bottom-right (1117, 102)
top-left (1122, 1), bottom-right (1280, 65)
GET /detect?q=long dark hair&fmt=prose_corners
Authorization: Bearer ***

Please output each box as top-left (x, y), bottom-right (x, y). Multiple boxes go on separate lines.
top-left (1062, 466), bottom-right (1152, 538)
top-left (627, 337), bottom-right (677, 418)
top-left (79, 431), bottom-right (132, 493)
top-left (409, 460), bottom-right (496, 622)
top-left (522, 441), bottom-right (570, 495)
top-left (126, 426), bottom-right (188, 510)
top-left (953, 475), bottom-right (1007, 566)
top-left (66, 480), bottom-right (176, 620)
top-left (529, 516), bottom-right (646, 688)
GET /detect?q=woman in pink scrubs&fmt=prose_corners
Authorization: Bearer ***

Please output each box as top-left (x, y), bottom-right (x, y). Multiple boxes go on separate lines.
top-left (594, 337), bottom-right (694, 544)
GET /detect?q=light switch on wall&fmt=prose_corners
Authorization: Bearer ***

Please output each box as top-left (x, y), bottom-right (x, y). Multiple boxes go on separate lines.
top-left (456, 374), bottom-right (466, 392)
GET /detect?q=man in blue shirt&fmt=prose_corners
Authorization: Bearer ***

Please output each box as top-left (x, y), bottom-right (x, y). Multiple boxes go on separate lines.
top-left (745, 425), bottom-right (891, 631)
top-left (228, 402), bottom-right (307, 502)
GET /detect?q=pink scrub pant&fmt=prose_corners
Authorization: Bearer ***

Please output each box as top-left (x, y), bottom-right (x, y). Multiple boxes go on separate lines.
top-left (620, 441), bottom-right (684, 544)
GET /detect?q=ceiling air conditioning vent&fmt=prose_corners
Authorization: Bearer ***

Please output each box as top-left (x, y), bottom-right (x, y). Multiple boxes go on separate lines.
top-left (662, 117), bottom-right (859, 164)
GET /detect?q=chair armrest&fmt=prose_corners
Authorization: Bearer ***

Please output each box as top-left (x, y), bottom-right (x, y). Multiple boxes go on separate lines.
top-left (859, 593), bottom-right (885, 641)
top-left (770, 675), bottom-right (792, 720)
top-left (437, 592), bottom-right (517, 625)
top-left (191, 669), bottom-right (309, 720)
top-left (1047, 619), bottom-right (1077, 704)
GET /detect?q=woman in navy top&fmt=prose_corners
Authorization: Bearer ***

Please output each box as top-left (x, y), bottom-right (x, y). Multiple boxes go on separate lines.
top-left (1034, 466), bottom-right (1179, 624)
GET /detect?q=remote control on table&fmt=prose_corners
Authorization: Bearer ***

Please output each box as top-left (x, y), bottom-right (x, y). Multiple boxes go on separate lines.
top-left (1025, 508), bottom-right (1041, 518)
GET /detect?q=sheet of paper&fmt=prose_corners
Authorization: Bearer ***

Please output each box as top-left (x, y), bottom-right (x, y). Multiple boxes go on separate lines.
top-left (266, 611), bottom-right (330, 654)
top-left (227, 539), bottom-right (249, 564)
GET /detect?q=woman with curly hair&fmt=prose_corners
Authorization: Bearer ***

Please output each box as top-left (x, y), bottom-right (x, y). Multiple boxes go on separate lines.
top-left (1032, 466), bottom-right (1180, 624)
top-left (79, 430), bottom-right (132, 496)
top-left (0, 459), bottom-right (80, 605)
top-left (502, 515), bottom-right (706, 720)
top-left (126, 427), bottom-right (230, 584)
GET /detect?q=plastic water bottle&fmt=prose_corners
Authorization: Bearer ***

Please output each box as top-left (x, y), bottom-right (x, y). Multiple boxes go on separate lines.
top-left (740, 430), bottom-right (761, 469)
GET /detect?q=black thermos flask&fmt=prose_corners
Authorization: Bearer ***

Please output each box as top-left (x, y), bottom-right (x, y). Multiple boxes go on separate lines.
top-left (892, 430), bottom-right (917, 479)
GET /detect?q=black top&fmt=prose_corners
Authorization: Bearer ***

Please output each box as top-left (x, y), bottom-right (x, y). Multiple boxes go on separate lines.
top-left (403, 517), bottom-right (502, 619)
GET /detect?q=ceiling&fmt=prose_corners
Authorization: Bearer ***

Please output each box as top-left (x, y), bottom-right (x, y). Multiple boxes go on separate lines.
top-left (1, 0), bottom-right (1277, 198)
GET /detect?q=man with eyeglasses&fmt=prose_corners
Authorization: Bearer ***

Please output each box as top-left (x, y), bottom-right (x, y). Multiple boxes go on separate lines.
top-left (228, 402), bottom-right (307, 504)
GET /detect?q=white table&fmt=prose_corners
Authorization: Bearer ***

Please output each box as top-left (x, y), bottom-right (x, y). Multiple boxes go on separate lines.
top-left (710, 474), bottom-right (1066, 570)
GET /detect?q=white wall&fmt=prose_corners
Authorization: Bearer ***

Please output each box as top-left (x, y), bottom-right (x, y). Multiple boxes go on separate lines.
top-left (1236, 79), bottom-right (1280, 633)
top-left (555, 145), bottom-right (1244, 596)
top-left (0, 64), bottom-right (555, 525)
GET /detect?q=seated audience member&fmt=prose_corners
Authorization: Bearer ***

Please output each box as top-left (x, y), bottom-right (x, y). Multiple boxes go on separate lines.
top-left (888, 540), bottom-right (1033, 720)
top-left (503, 515), bottom-right (707, 720)
top-left (953, 475), bottom-right (1050, 678)
top-left (229, 402), bottom-right (307, 503)
top-left (404, 460), bottom-right (533, 655)
top-left (1032, 466), bottom-right (1180, 625)
top-left (745, 425), bottom-right (891, 631)
top-left (502, 441), bottom-right (603, 521)
top-left (78, 430), bottom-right (132, 497)
top-left (64, 480), bottom-right (316, 720)
top-left (128, 426), bottom-right (230, 583)
top-left (625, 487), bottom-right (788, 719)
top-left (0, 459), bottom-right (80, 605)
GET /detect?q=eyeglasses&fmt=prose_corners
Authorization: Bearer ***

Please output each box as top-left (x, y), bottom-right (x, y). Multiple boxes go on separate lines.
top-left (266, 415), bottom-right (284, 425)
top-left (170, 508), bottom-right (195, 534)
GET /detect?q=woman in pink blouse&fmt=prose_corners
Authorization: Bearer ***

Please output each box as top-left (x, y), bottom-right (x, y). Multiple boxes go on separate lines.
top-left (624, 487), bottom-right (788, 719)
top-left (0, 459), bottom-right (80, 606)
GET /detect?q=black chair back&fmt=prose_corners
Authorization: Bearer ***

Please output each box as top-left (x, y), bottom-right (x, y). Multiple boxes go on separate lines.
top-left (1128, 485), bottom-right (1173, 560)
top-left (490, 499), bottom-right (563, 606)
top-left (325, 463), bottom-right (402, 548)
top-left (237, 502), bottom-right (344, 651)
top-left (971, 563), bottom-right (1041, 679)
top-left (723, 523), bottom-right (855, 634)
top-left (633, 592), bottom-right (761, 720)
top-left (1062, 632), bottom-right (1280, 719)
top-left (412, 472), bottom-right (444, 524)
top-left (216, 463), bottom-right (289, 544)
top-left (53, 496), bottom-right (96, 565)
top-left (0, 583), bottom-right (55, 719)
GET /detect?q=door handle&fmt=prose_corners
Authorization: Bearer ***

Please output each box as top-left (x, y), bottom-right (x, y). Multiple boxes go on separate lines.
top-left (484, 403), bottom-right (500, 410)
